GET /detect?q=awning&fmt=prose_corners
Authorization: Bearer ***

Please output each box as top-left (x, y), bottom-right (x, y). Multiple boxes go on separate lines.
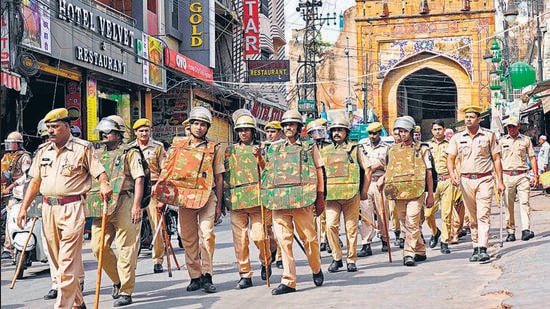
top-left (1, 70), bottom-right (21, 91)
top-left (521, 79), bottom-right (550, 103)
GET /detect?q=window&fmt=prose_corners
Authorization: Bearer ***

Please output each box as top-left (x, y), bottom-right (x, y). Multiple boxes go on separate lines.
top-left (147, 0), bottom-right (157, 14)
top-left (260, 0), bottom-right (269, 17)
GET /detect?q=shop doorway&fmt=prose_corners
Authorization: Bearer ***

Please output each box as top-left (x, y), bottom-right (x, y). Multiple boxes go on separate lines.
top-left (99, 98), bottom-right (118, 119)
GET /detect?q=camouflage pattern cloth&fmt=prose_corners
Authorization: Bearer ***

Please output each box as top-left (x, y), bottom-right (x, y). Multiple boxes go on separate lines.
top-left (321, 142), bottom-right (360, 201)
top-left (86, 146), bottom-right (127, 217)
top-left (261, 142), bottom-right (317, 210)
top-left (154, 136), bottom-right (218, 209)
top-left (223, 144), bottom-right (260, 210)
top-left (0, 150), bottom-right (30, 193)
top-left (384, 143), bottom-right (427, 200)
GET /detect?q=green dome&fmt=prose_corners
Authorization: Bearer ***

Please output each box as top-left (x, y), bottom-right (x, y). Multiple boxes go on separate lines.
top-left (509, 62), bottom-right (536, 89)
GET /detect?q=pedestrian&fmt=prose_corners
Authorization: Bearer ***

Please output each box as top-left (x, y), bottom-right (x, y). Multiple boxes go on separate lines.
top-left (425, 119), bottom-right (456, 254)
top-left (447, 105), bottom-right (505, 262)
top-left (154, 106), bottom-right (225, 294)
top-left (379, 116), bottom-right (435, 266)
top-left (500, 117), bottom-right (538, 241)
top-left (130, 118), bottom-right (167, 274)
top-left (537, 135), bottom-right (549, 175)
top-left (223, 110), bottom-right (273, 289)
top-left (17, 108), bottom-right (112, 309)
top-left (89, 115), bottom-right (145, 307)
top-left (262, 121), bottom-right (284, 269)
top-left (1, 132), bottom-right (32, 260)
top-left (358, 122), bottom-right (392, 257)
top-left (322, 117), bottom-right (367, 273)
top-left (261, 109), bottom-right (324, 295)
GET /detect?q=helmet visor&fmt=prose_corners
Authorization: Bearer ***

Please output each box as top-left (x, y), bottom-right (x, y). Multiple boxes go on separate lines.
top-left (309, 127), bottom-right (327, 140)
top-left (4, 141), bottom-right (18, 151)
top-left (94, 118), bottom-right (122, 134)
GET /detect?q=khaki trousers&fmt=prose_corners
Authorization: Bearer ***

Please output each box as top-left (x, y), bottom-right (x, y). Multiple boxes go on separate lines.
top-left (91, 194), bottom-right (140, 297)
top-left (395, 194), bottom-right (426, 257)
top-left (359, 181), bottom-right (388, 243)
top-left (460, 176), bottom-right (494, 248)
top-left (264, 209), bottom-right (281, 260)
top-left (389, 199), bottom-right (401, 232)
top-left (42, 200), bottom-right (86, 308)
top-left (230, 207), bottom-right (272, 278)
top-left (178, 190), bottom-right (217, 279)
top-left (325, 194), bottom-right (360, 263)
top-left (145, 197), bottom-right (164, 265)
top-left (424, 179), bottom-right (455, 243)
top-left (504, 174), bottom-right (531, 233)
top-left (273, 205), bottom-right (321, 289)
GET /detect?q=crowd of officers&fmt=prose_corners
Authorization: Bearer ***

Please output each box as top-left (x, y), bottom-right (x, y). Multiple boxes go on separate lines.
top-left (0, 103), bottom-right (543, 308)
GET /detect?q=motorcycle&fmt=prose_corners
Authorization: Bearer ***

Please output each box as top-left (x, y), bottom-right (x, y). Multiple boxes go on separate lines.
top-left (7, 198), bottom-right (48, 279)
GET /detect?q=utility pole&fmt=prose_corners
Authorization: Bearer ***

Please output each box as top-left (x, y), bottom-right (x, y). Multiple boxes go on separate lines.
top-left (535, 0), bottom-right (543, 80)
top-left (295, 0), bottom-right (336, 116)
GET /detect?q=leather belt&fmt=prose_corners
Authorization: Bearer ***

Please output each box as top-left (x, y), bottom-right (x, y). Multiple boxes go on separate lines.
top-left (461, 171), bottom-right (492, 179)
top-left (43, 195), bottom-right (82, 206)
top-left (503, 170), bottom-right (527, 176)
top-left (438, 174), bottom-right (451, 181)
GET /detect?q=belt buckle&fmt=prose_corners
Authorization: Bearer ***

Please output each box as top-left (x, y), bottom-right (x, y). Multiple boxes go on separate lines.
top-left (470, 174), bottom-right (478, 180)
top-left (511, 171), bottom-right (518, 176)
top-left (49, 197), bottom-right (60, 205)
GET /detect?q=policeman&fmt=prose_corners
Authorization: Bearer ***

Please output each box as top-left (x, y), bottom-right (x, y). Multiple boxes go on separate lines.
top-left (358, 122), bottom-right (392, 257)
top-left (414, 125), bottom-right (422, 142)
top-left (224, 110), bottom-right (272, 289)
top-left (89, 115), bottom-right (144, 307)
top-left (155, 106), bottom-right (225, 294)
top-left (17, 108), bottom-right (112, 309)
top-left (1, 132), bottom-right (32, 259)
top-left (130, 118), bottom-right (167, 273)
top-left (378, 116), bottom-right (435, 266)
top-left (500, 117), bottom-right (538, 241)
top-left (425, 119), bottom-right (456, 254)
top-left (447, 105), bottom-right (505, 262)
top-left (263, 121), bottom-right (284, 269)
top-left (262, 109), bottom-right (324, 295)
top-left (182, 119), bottom-right (192, 138)
top-left (322, 117), bottom-right (367, 272)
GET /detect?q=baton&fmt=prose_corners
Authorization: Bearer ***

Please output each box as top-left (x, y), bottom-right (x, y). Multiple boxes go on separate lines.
top-left (9, 217), bottom-right (38, 289)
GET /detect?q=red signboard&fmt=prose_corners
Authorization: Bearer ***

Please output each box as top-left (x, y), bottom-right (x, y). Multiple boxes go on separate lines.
top-left (164, 47), bottom-right (213, 84)
top-left (250, 100), bottom-right (284, 123)
top-left (243, 0), bottom-right (259, 55)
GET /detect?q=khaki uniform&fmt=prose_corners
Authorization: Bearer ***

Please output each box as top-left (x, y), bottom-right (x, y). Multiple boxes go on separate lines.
top-left (175, 139), bottom-right (225, 279)
top-left (426, 138), bottom-right (456, 243)
top-left (500, 134), bottom-right (535, 233)
top-left (269, 139), bottom-right (323, 289)
top-left (131, 138), bottom-right (166, 266)
top-left (30, 136), bottom-right (105, 309)
top-left (91, 144), bottom-right (144, 297)
top-left (358, 140), bottom-right (390, 245)
top-left (447, 128), bottom-right (500, 248)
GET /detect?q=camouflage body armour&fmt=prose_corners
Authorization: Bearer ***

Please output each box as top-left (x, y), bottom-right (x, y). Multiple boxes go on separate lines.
top-left (86, 146), bottom-right (127, 217)
top-left (154, 137), bottom-right (218, 209)
top-left (321, 143), bottom-right (360, 201)
top-left (0, 150), bottom-right (28, 193)
top-left (223, 144), bottom-right (260, 210)
top-left (261, 142), bottom-right (317, 210)
top-left (384, 143), bottom-right (427, 200)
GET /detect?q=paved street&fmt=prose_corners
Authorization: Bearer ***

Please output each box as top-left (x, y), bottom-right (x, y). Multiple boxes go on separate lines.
top-left (2, 191), bottom-right (549, 308)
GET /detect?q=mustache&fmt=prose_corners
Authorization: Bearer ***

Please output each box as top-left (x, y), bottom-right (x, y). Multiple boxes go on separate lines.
top-left (48, 134), bottom-right (56, 138)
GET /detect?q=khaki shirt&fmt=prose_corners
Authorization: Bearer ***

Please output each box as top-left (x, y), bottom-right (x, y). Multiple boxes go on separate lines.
top-left (500, 134), bottom-right (535, 171)
top-left (429, 138), bottom-right (450, 175)
top-left (283, 138), bottom-right (324, 168)
top-left (446, 127), bottom-right (499, 174)
top-left (29, 136), bottom-right (105, 197)
top-left (359, 140), bottom-right (390, 177)
top-left (131, 138), bottom-right (166, 181)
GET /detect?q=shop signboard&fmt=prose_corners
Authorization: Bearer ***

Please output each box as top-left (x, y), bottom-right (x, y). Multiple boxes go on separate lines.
top-left (243, 0), bottom-right (259, 55)
top-left (141, 34), bottom-right (166, 90)
top-left (181, 0), bottom-right (215, 68)
top-left (1, 11), bottom-right (10, 69)
top-left (151, 90), bottom-right (189, 143)
top-left (247, 60), bottom-right (290, 83)
top-left (250, 99), bottom-right (285, 125)
top-left (164, 47), bottom-right (213, 84)
top-left (298, 99), bottom-right (316, 113)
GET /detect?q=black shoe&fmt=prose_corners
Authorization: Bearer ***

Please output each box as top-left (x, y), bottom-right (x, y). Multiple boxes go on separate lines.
top-left (272, 284), bottom-right (296, 295)
top-left (201, 273), bottom-right (217, 293)
top-left (112, 283), bottom-right (121, 299)
top-left (261, 264), bottom-right (272, 280)
top-left (429, 228), bottom-right (441, 248)
top-left (1, 251), bottom-right (12, 259)
top-left (381, 239), bottom-right (388, 252)
top-left (478, 247), bottom-right (490, 262)
top-left (186, 278), bottom-right (202, 291)
top-left (312, 270), bottom-right (324, 286)
top-left (398, 238), bottom-right (405, 248)
top-left (153, 264), bottom-right (163, 273)
top-left (469, 247), bottom-right (479, 262)
top-left (44, 289), bottom-right (58, 300)
top-left (72, 303), bottom-right (86, 309)
top-left (113, 295), bottom-right (133, 307)
top-left (80, 281), bottom-right (84, 291)
top-left (394, 231), bottom-right (401, 246)
top-left (464, 228), bottom-right (471, 234)
top-left (347, 263), bottom-right (357, 272)
top-left (320, 242), bottom-right (327, 251)
top-left (403, 256), bottom-right (415, 266)
top-left (440, 242), bottom-right (451, 254)
top-left (414, 254), bottom-right (427, 262)
top-left (506, 233), bottom-right (516, 242)
top-left (271, 250), bottom-right (277, 264)
top-left (326, 242), bottom-right (332, 254)
top-left (357, 244), bottom-right (372, 257)
top-left (458, 229), bottom-right (467, 238)
top-left (235, 277), bottom-right (253, 289)
top-left (328, 259), bottom-right (343, 272)
top-left (521, 230), bottom-right (534, 241)
top-left (275, 260), bottom-right (283, 269)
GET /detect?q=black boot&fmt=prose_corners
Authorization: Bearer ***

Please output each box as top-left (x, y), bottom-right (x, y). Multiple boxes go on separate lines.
top-left (326, 241), bottom-right (332, 254)
top-left (381, 239), bottom-right (388, 252)
top-left (357, 244), bottom-right (372, 257)
top-left (478, 247), bottom-right (490, 262)
top-left (440, 242), bottom-right (451, 254)
top-left (429, 228), bottom-right (441, 248)
top-left (201, 273), bottom-right (217, 293)
top-left (320, 242), bottom-right (327, 252)
top-left (394, 231), bottom-right (401, 246)
top-left (469, 247), bottom-right (479, 262)
top-left (328, 259), bottom-right (343, 273)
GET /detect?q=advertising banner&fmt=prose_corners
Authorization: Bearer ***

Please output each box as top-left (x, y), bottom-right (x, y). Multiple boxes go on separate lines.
top-left (87, 78), bottom-right (98, 141)
top-left (142, 34), bottom-right (166, 90)
top-left (181, 0), bottom-right (215, 68)
top-left (164, 47), bottom-right (213, 84)
top-left (247, 60), bottom-right (290, 82)
top-left (20, 0), bottom-right (51, 54)
top-left (65, 80), bottom-right (82, 129)
top-left (243, 0), bottom-right (259, 55)
top-left (1, 11), bottom-right (9, 69)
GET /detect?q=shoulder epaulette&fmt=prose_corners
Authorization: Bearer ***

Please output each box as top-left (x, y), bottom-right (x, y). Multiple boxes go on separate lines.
top-left (71, 138), bottom-right (93, 148)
